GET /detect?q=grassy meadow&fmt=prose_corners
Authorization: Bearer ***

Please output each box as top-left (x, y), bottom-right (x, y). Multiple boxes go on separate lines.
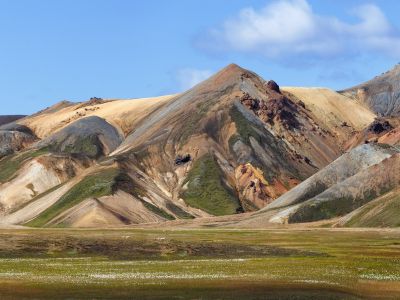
top-left (0, 228), bottom-right (399, 299)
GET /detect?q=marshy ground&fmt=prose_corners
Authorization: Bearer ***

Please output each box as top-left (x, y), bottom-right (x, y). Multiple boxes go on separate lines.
top-left (0, 228), bottom-right (399, 299)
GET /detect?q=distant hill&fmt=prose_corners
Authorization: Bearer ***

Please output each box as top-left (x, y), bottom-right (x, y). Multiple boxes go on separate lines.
top-left (0, 115), bottom-right (25, 126)
top-left (341, 64), bottom-right (400, 117)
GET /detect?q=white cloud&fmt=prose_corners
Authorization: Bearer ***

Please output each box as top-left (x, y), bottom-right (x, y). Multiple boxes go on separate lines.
top-left (200, 0), bottom-right (400, 60)
top-left (176, 68), bottom-right (213, 90)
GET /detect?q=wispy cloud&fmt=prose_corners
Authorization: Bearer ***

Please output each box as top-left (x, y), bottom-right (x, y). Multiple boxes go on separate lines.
top-left (176, 68), bottom-right (213, 90)
top-left (196, 0), bottom-right (400, 61)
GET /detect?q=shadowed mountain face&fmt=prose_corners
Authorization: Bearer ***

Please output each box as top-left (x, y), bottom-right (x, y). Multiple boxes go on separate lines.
top-left (0, 63), bottom-right (398, 228)
top-left (341, 64), bottom-right (400, 117)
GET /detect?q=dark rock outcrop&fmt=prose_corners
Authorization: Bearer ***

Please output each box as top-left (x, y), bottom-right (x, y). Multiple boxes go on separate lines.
top-left (266, 80), bottom-right (280, 93)
top-left (368, 119), bottom-right (393, 134)
top-left (175, 154), bottom-right (191, 165)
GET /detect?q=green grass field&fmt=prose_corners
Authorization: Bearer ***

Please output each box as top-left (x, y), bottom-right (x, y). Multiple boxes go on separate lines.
top-left (0, 228), bottom-right (399, 299)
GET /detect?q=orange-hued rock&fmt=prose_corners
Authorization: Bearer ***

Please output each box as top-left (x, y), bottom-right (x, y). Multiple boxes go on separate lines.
top-left (234, 163), bottom-right (299, 210)
top-left (378, 125), bottom-right (400, 145)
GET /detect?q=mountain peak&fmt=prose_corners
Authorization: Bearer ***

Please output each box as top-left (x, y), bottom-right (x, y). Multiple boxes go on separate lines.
top-left (216, 63), bottom-right (249, 77)
top-left (199, 63), bottom-right (256, 90)
top-left (221, 63), bottom-right (243, 71)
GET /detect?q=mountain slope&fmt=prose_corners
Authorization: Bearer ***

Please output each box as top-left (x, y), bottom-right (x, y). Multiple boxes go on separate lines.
top-left (337, 187), bottom-right (400, 228)
top-left (243, 144), bottom-right (400, 225)
top-left (344, 117), bottom-right (400, 150)
top-left (36, 116), bottom-right (123, 158)
top-left (109, 64), bottom-right (376, 214)
top-left (0, 123), bottom-right (37, 159)
top-left (19, 95), bottom-right (174, 139)
top-left (341, 64), bottom-right (400, 117)
top-left (0, 63), bottom-right (394, 228)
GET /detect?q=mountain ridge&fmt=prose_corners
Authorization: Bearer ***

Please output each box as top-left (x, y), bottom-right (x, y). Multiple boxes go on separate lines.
top-left (0, 63), bottom-right (399, 228)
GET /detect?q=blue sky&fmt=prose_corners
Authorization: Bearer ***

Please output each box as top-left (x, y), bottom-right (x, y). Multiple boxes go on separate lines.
top-left (1, 0), bottom-right (400, 115)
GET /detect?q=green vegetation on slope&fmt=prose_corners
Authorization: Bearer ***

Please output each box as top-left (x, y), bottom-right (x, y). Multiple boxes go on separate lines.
top-left (289, 186), bottom-right (394, 223)
top-left (26, 168), bottom-right (121, 227)
top-left (165, 201), bottom-right (194, 219)
top-left (344, 190), bottom-right (400, 227)
top-left (51, 135), bottom-right (103, 158)
top-left (140, 201), bottom-right (175, 221)
top-left (0, 148), bottom-right (48, 183)
top-left (229, 105), bottom-right (262, 148)
top-left (181, 154), bottom-right (240, 215)
top-left (26, 169), bottom-right (177, 227)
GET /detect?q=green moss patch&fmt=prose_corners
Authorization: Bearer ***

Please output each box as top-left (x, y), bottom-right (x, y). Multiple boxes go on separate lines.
top-left (181, 154), bottom-right (240, 216)
top-left (141, 201), bottom-right (175, 221)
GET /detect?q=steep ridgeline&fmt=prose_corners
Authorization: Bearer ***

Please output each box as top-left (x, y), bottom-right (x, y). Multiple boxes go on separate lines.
top-left (341, 64), bottom-right (400, 117)
top-left (0, 64), bottom-right (380, 227)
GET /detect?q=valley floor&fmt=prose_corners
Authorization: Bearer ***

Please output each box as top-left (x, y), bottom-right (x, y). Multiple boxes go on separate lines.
top-left (0, 228), bottom-right (399, 299)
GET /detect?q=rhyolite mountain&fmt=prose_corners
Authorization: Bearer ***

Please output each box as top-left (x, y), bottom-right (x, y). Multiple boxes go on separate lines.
top-left (0, 64), bottom-right (399, 228)
top-left (341, 64), bottom-right (400, 117)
